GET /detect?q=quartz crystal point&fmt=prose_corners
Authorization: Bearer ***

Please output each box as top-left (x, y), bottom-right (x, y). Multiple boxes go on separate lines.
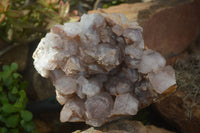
top-left (33, 12), bottom-right (177, 127)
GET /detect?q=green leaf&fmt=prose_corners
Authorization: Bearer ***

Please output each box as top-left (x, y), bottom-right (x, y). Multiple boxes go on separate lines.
top-left (2, 65), bottom-right (10, 71)
top-left (10, 63), bottom-right (18, 71)
top-left (8, 92), bottom-right (18, 102)
top-left (13, 73), bottom-right (22, 79)
top-left (112, 1), bottom-right (117, 4)
top-left (11, 87), bottom-right (18, 94)
top-left (18, 90), bottom-right (28, 106)
top-left (20, 110), bottom-right (33, 121)
top-left (5, 114), bottom-right (19, 128)
top-left (7, 10), bottom-right (22, 18)
top-left (0, 114), bottom-right (7, 123)
top-left (1, 71), bottom-right (10, 80)
top-left (4, 76), bottom-right (13, 87)
top-left (103, 4), bottom-right (109, 9)
top-left (1, 70), bottom-right (13, 87)
top-left (1, 103), bottom-right (18, 114)
top-left (58, 1), bottom-right (70, 18)
top-left (14, 102), bottom-right (24, 110)
top-left (1, 127), bottom-right (8, 133)
top-left (0, 93), bottom-right (9, 104)
top-left (19, 90), bottom-right (26, 100)
top-left (20, 120), bottom-right (35, 132)
top-left (9, 128), bottom-right (19, 133)
top-left (0, 86), bottom-right (3, 91)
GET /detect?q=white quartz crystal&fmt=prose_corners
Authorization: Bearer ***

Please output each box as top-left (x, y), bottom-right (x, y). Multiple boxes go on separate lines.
top-left (56, 90), bottom-right (70, 105)
top-left (85, 92), bottom-right (113, 127)
top-left (111, 93), bottom-right (139, 116)
top-left (60, 96), bottom-right (84, 122)
top-left (33, 33), bottom-right (61, 77)
top-left (148, 66), bottom-right (176, 94)
top-left (125, 45), bottom-right (143, 59)
top-left (97, 43), bottom-right (121, 70)
top-left (54, 76), bottom-right (77, 95)
top-left (106, 78), bottom-right (132, 96)
top-left (123, 28), bottom-right (143, 47)
top-left (63, 22), bottom-right (82, 37)
top-left (62, 56), bottom-right (84, 75)
top-left (139, 49), bottom-right (166, 74)
top-left (33, 12), bottom-right (176, 127)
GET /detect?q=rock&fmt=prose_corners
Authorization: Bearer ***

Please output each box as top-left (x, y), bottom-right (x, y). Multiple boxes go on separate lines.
top-left (54, 75), bottom-right (77, 95)
top-left (74, 127), bottom-right (102, 133)
top-left (74, 120), bottom-right (175, 133)
top-left (89, 0), bottom-right (200, 64)
top-left (33, 12), bottom-right (176, 127)
top-left (111, 93), bottom-right (139, 116)
top-left (100, 120), bottom-right (175, 133)
top-left (148, 66), bottom-right (176, 94)
top-left (138, 49), bottom-right (166, 74)
top-left (60, 96), bottom-right (84, 122)
top-left (154, 51), bottom-right (200, 133)
top-left (85, 92), bottom-right (114, 127)
top-left (154, 89), bottom-right (200, 133)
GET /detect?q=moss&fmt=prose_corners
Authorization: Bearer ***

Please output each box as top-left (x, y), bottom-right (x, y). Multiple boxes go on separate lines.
top-left (174, 54), bottom-right (200, 119)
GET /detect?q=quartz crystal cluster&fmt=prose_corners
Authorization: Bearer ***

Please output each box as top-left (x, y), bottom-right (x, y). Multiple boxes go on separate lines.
top-left (33, 12), bottom-right (176, 127)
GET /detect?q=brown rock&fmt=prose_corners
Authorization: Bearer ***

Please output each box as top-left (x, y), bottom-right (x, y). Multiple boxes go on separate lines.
top-left (154, 49), bottom-right (200, 133)
top-left (74, 127), bottom-right (103, 133)
top-left (154, 90), bottom-right (200, 133)
top-left (88, 2), bottom-right (154, 21)
top-left (75, 120), bottom-right (175, 133)
top-left (89, 0), bottom-right (200, 65)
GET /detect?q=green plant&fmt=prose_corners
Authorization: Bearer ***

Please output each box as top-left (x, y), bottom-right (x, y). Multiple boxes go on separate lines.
top-left (36, 0), bottom-right (80, 29)
top-left (0, 0), bottom-right (79, 57)
top-left (0, 63), bottom-right (36, 133)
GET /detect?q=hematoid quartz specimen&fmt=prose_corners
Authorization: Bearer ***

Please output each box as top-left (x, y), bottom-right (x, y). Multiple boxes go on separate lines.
top-left (33, 12), bottom-right (176, 127)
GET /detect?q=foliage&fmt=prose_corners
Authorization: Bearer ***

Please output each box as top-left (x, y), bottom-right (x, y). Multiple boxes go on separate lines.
top-left (0, 63), bottom-right (36, 133)
top-left (0, 0), bottom-right (79, 45)
top-left (103, 0), bottom-right (125, 9)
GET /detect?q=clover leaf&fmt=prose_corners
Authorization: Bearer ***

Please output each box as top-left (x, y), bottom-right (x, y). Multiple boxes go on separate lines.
top-left (1, 103), bottom-right (18, 114)
top-left (20, 110), bottom-right (33, 122)
top-left (5, 114), bottom-right (19, 128)
top-left (20, 120), bottom-right (35, 132)
top-left (10, 63), bottom-right (18, 71)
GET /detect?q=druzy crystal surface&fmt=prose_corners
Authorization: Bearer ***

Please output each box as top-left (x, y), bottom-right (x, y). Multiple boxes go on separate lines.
top-left (33, 13), bottom-right (176, 127)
